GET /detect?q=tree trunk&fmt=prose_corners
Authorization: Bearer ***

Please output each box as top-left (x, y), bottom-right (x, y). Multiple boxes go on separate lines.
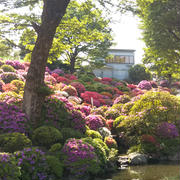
top-left (23, 0), bottom-right (70, 128)
top-left (69, 49), bottom-right (78, 74)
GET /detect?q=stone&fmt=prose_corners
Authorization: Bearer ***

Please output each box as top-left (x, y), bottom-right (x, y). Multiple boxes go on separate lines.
top-left (128, 152), bottom-right (148, 165)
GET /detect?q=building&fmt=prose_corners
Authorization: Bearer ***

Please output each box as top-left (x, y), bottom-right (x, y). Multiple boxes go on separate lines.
top-left (93, 49), bottom-right (135, 80)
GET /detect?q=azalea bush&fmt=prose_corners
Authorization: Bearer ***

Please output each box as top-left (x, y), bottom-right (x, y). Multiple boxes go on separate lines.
top-left (85, 115), bottom-right (107, 131)
top-left (62, 138), bottom-right (100, 177)
top-left (5, 60), bottom-right (25, 70)
top-left (0, 72), bottom-right (25, 83)
top-left (0, 102), bottom-right (27, 134)
top-left (0, 153), bottom-right (21, 180)
top-left (137, 80), bottom-right (152, 90)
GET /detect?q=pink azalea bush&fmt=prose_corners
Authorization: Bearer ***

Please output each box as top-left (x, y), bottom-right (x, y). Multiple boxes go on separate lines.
top-left (137, 80), bottom-right (152, 90)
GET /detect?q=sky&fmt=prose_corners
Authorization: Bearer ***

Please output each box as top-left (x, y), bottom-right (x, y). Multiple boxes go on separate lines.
top-left (110, 14), bottom-right (145, 64)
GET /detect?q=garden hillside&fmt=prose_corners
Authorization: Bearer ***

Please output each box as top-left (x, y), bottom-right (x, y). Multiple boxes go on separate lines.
top-left (0, 59), bottom-right (180, 180)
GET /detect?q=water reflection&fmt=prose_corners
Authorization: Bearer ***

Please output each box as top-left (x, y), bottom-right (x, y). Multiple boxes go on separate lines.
top-left (112, 163), bottom-right (180, 180)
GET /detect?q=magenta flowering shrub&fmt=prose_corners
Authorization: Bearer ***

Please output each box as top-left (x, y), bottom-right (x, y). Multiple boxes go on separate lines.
top-left (5, 60), bottom-right (25, 70)
top-left (85, 115), bottom-right (106, 130)
top-left (156, 122), bottom-right (179, 138)
top-left (0, 102), bottom-right (27, 134)
top-left (76, 105), bottom-right (91, 116)
top-left (44, 74), bottom-right (57, 85)
top-left (70, 82), bottom-right (86, 94)
top-left (62, 138), bottom-right (100, 177)
top-left (137, 80), bottom-right (152, 90)
top-left (71, 109), bottom-right (86, 133)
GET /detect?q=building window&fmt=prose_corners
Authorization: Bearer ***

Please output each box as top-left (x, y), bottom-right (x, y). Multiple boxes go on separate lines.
top-left (105, 55), bottom-right (134, 64)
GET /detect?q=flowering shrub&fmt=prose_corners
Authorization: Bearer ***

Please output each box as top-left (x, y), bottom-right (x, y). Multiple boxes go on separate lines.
top-left (0, 91), bottom-right (23, 106)
top-left (62, 85), bottom-right (78, 96)
top-left (137, 80), bottom-right (152, 90)
top-left (2, 83), bottom-right (17, 92)
top-left (10, 80), bottom-right (25, 94)
top-left (0, 153), bottom-right (21, 180)
top-left (159, 80), bottom-right (169, 87)
top-left (101, 91), bottom-right (113, 98)
top-left (104, 137), bottom-right (117, 149)
top-left (172, 81), bottom-right (180, 89)
top-left (0, 64), bottom-right (16, 72)
top-left (51, 68), bottom-right (64, 75)
top-left (156, 122), bottom-right (179, 138)
top-left (141, 134), bottom-right (157, 144)
top-left (85, 115), bottom-right (106, 130)
top-left (98, 127), bottom-right (112, 138)
top-left (70, 82), bottom-right (86, 94)
top-left (127, 84), bottom-right (137, 89)
top-left (102, 77), bottom-right (112, 82)
top-left (0, 102), bottom-right (27, 134)
top-left (44, 74), bottom-right (57, 85)
top-left (56, 76), bottom-right (70, 83)
top-left (0, 80), bottom-right (5, 91)
top-left (62, 138), bottom-right (100, 177)
top-left (150, 80), bottom-right (158, 88)
top-left (71, 109), bottom-right (86, 133)
top-left (113, 94), bottom-right (130, 104)
top-left (0, 132), bottom-right (32, 152)
top-left (64, 74), bottom-right (77, 80)
top-left (5, 60), bottom-right (25, 70)
top-left (15, 147), bottom-right (58, 180)
top-left (76, 105), bottom-right (91, 116)
top-left (81, 91), bottom-right (104, 107)
top-left (0, 72), bottom-right (25, 83)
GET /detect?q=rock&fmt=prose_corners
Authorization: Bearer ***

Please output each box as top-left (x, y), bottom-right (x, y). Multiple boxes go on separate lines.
top-left (128, 152), bottom-right (148, 165)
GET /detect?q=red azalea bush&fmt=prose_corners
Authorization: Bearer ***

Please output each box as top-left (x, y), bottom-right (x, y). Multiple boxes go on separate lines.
top-left (70, 82), bottom-right (86, 94)
top-left (127, 84), bottom-right (137, 89)
top-left (102, 77), bottom-right (112, 82)
top-left (81, 91), bottom-right (104, 107)
top-left (141, 134), bottom-right (157, 145)
top-left (64, 74), bottom-right (77, 80)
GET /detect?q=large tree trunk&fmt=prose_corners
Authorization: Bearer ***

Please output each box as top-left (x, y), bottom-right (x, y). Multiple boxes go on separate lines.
top-left (23, 0), bottom-right (70, 128)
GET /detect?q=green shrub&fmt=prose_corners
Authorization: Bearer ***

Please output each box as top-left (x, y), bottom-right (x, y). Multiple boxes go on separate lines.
top-left (0, 153), bottom-right (21, 180)
top-left (61, 127), bottom-right (84, 143)
top-left (49, 143), bottom-right (62, 153)
top-left (129, 64), bottom-right (152, 83)
top-left (32, 126), bottom-right (63, 148)
top-left (121, 101), bottom-right (135, 115)
top-left (117, 85), bottom-right (130, 92)
top-left (41, 97), bottom-right (71, 129)
top-left (112, 103), bottom-right (123, 111)
top-left (113, 115), bottom-right (127, 129)
top-left (91, 105), bottom-right (109, 117)
top-left (0, 133), bottom-right (32, 152)
top-left (86, 130), bottom-right (103, 139)
top-left (82, 137), bottom-right (110, 169)
top-left (46, 155), bottom-right (64, 178)
top-left (105, 108), bottom-right (121, 120)
top-left (0, 64), bottom-right (15, 72)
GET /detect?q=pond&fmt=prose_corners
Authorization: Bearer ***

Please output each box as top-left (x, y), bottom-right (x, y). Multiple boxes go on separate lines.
top-left (111, 162), bottom-right (180, 180)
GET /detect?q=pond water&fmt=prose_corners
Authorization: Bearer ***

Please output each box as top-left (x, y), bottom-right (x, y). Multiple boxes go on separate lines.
top-left (111, 162), bottom-right (180, 180)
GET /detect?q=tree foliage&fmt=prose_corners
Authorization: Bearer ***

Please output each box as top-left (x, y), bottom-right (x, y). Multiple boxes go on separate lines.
top-left (136, 0), bottom-right (180, 80)
top-left (19, 0), bottom-right (113, 73)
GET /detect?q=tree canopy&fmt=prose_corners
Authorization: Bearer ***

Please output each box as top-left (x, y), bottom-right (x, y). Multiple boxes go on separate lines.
top-left (19, 0), bottom-right (113, 73)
